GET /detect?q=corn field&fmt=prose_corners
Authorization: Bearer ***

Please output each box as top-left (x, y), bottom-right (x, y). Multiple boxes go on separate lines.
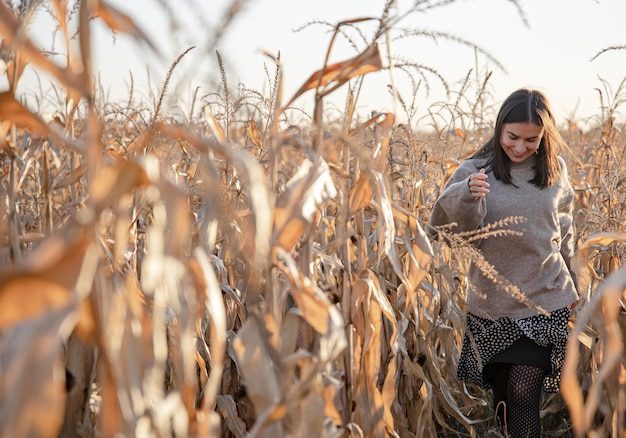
top-left (0, 1), bottom-right (625, 437)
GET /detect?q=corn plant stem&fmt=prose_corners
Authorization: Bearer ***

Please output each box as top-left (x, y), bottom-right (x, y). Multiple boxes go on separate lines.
top-left (8, 155), bottom-right (20, 263)
top-left (43, 142), bottom-right (53, 234)
top-left (338, 140), bottom-right (354, 424)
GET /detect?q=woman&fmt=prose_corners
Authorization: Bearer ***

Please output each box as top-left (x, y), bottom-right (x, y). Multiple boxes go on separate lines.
top-left (428, 88), bottom-right (578, 437)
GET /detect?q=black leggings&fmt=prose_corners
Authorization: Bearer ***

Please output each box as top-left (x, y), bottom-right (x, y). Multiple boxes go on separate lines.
top-left (487, 363), bottom-right (547, 438)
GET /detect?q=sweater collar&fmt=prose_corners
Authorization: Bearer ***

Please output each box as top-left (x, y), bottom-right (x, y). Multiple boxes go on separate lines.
top-left (510, 154), bottom-right (538, 170)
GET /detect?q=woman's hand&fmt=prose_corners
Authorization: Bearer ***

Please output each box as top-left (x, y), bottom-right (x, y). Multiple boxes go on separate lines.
top-left (468, 168), bottom-right (490, 198)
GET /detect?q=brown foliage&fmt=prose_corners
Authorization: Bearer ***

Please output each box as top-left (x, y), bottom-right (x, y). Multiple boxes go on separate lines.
top-left (0, 2), bottom-right (625, 438)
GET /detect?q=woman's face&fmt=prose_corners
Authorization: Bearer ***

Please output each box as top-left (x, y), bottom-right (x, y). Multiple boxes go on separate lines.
top-left (500, 122), bottom-right (544, 163)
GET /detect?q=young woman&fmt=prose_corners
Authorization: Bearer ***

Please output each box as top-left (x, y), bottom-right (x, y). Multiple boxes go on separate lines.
top-left (428, 89), bottom-right (579, 438)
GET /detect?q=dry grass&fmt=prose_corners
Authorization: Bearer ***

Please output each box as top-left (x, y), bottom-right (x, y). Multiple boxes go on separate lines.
top-left (0, 1), bottom-right (625, 437)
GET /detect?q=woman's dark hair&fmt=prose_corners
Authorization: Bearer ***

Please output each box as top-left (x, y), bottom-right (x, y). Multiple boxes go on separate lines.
top-left (472, 88), bottom-right (564, 188)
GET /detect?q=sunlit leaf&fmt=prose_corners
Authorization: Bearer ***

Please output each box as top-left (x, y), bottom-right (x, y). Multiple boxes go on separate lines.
top-left (204, 107), bottom-right (226, 143)
top-left (348, 171), bottom-right (374, 216)
top-left (89, 160), bottom-right (149, 211)
top-left (193, 248), bottom-right (227, 412)
top-left (273, 208), bottom-right (307, 252)
top-left (53, 163), bottom-right (87, 189)
top-left (0, 91), bottom-right (52, 137)
top-left (283, 43), bottom-right (382, 109)
top-left (393, 205), bottom-right (434, 294)
top-left (4, 45), bottom-right (27, 90)
top-left (0, 276), bottom-right (71, 328)
top-left (273, 158), bottom-right (337, 251)
top-left (0, 92), bottom-right (84, 152)
top-left (246, 120), bottom-right (262, 147)
top-left (0, 233), bottom-right (91, 328)
top-left (577, 231), bottom-right (626, 250)
top-left (95, 0), bottom-right (157, 53)
top-left (571, 231), bottom-right (626, 295)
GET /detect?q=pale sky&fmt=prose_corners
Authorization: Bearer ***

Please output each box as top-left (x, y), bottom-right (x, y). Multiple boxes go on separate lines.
top-left (46, 0), bottom-right (626, 129)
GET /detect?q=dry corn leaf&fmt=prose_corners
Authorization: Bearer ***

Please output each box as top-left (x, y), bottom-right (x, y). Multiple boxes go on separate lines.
top-left (0, 305), bottom-right (73, 438)
top-left (443, 158), bottom-right (460, 183)
top-left (60, 333), bottom-right (97, 436)
top-left (125, 129), bottom-right (151, 155)
top-left (279, 311), bottom-right (302, 358)
top-left (320, 135), bottom-right (345, 169)
top-left (283, 43), bottom-right (382, 109)
top-left (89, 160), bottom-right (149, 211)
top-left (349, 274), bottom-right (390, 437)
top-left (295, 378), bottom-right (327, 438)
top-left (372, 113), bottom-right (394, 164)
top-left (0, 92), bottom-right (84, 152)
top-left (561, 266), bottom-right (626, 435)
top-left (571, 231), bottom-right (626, 295)
top-left (4, 46), bottom-right (27, 90)
top-left (273, 158), bottom-right (337, 251)
top-left (353, 319), bottom-right (386, 436)
top-left (348, 112), bottom-right (390, 138)
top-left (370, 171), bottom-right (411, 289)
top-left (216, 395), bottom-right (247, 438)
top-left (401, 349), bottom-right (435, 432)
top-left (577, 231), bottom-right (626, 248)
top-left (77, 0), bottom-right (93, 89)
top-left (232, 317), bottom-right (284, 437)
top-left (248, 403), bottom-right (288, 437)
top-left (393, 205), bottom-right (434, 294)
top-left (53, 163), bottom-right (87, 189)
top-left (247, 119), bottom-right (262, 147)
top-left (51, 0), bottom-right (69, 40)
top-left (277, 248), bottom-right (331, 335)
top-left (322, 377), bottom-right (343, 426)
top-left (365, 271), bottom-right (398, 434)
top-left (0, 232), bottom-right (45, 245)
top-left (0, 3), bottom-right (87, 96)
top-left (0, 276), bottom-right (71, 328)
top-left (0, 91), bottom-right (53, 137)
top-left (381, 348), bottom-right (398, 436)
top-left (0, 232), bottom-right (91, 328)
top-left (157, 178), bottom-right (193, 257)
top-left (204, 106), bottom-right (226, 143)
top-left (157, 122), bottom-right (272, 274)
top-left (318, 298), bottom-right (347, 364)
top-left (95, 0), bottom-right (157, 52)
top-left (272, 208), bottom-right (306, 252)
top-left (97, 354), bottom-right (127, 437)
top-left (193, 248), bottom-right (227, 412)
top-left (348, 171), bottom-right (374, 216)
top-left (292, 279), bottom-right (331, 335)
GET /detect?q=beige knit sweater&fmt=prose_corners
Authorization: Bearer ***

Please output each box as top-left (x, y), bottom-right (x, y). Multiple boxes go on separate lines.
top-left (428, 155), bottom-right (579, 320)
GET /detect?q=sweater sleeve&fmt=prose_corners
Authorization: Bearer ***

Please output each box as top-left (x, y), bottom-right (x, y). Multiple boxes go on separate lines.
top-left (428, 161), bottom-right (487, 234)
top-left (557, 158), bottom-right (579, 292)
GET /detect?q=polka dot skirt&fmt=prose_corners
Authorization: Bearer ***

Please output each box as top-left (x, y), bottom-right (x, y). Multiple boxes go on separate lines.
top-left (457, 307), bottom-right (571, 393)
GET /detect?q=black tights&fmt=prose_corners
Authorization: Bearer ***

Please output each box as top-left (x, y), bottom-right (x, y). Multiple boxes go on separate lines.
top-left (488, 363), bottom-right (547, 438)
